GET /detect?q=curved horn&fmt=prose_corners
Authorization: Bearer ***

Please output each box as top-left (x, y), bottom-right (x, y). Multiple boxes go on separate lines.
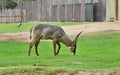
top-left (73, 31), bottom-right (83, 45)
top-left (72, 31), bottom-right (83, 55)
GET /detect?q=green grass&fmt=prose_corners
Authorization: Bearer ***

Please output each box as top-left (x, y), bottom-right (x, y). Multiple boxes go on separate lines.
top-left (0, 31), bottom-right (120, 74)
top-left (0, 22), bottom-right (89, 33)
top-left (0, 22), bottom-right (120, 74)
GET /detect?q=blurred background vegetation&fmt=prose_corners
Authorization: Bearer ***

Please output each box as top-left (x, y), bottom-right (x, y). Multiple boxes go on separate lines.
top-left (0, 0), bottom-right (35, 9)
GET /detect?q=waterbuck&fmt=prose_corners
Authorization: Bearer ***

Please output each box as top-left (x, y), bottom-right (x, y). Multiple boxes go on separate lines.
top-left (28, 24), bottom-right (82, 56)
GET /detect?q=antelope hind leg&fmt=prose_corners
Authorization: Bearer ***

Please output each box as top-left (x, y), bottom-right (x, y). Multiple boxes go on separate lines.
top-left (28, 41), bottom-right (34, 56)
top-left (35, 40), bottom-right (40, 56)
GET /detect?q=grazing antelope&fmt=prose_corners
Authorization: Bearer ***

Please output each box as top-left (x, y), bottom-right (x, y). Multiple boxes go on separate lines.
top-left (28, 24), bottom-right (82, 56)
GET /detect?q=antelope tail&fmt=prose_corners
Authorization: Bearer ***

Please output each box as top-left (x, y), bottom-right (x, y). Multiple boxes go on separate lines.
top-left (30, 27), bottom-right (33, 39)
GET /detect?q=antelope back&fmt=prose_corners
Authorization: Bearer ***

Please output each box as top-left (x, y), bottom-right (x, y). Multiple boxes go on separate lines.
top-left (33, 24), bottom-right (66, 40)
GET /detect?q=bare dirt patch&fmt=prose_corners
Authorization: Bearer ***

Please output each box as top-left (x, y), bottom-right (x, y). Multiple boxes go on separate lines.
top-left (0, 21), bottom-right (120, 42)
top-left (0, 32), bottom-right (30, 42)
top-left (49, 69), bottom-right (120, 75)
top-left (72, 69), bottom-right (120, 75)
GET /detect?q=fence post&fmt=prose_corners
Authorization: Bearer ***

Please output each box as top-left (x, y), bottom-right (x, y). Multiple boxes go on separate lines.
top-left (36, 0), bottom-right (42, 21)
top-left (81, 0), bottom-right (85, 21)
top-left (20, 1), bottom-right (23, 23)
top-left (91, 0), bottom-right (94, 22)
top-left (65, 0), bottom-right (68, 21)
top-left (57, 0), bottom-right (60, 21)
top-left (100, 0), bottom-right (106, 21)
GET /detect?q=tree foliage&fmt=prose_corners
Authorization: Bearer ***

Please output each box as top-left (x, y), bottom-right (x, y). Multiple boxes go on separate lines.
top-left (6, 0), bottom-right (17, 9)
top-left (0, 0), bottom-right (7, 9)
top-left (0, 0), bottom-right (36, 9)
top-left (0, 0), bottom-right (17, 9)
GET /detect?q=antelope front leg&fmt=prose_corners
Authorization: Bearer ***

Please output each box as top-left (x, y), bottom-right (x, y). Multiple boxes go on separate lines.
top-left (53, 40), bottom-right (57, 56)
top-left (56, 42), bottom-right (61, 55)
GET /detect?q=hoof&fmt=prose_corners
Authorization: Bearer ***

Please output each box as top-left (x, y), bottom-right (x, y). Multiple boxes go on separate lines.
top-left (36, 54), bottom-right (39, 56)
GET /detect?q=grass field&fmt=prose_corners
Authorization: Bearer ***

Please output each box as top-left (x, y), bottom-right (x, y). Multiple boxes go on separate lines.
top-left (0, 22), bottom-right (120, 74)
top-left (0, 30), bottom-right (120, 74)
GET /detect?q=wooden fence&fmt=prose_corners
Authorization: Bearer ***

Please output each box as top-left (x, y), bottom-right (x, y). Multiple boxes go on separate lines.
top-left (0, 9), bottom-right (26, 23)
top-left (0, 0), bottom-right (106, 23)
top-left (36, 0), bottom-right (104, 22)
top-left (17, 1), bottom-right (37, 22)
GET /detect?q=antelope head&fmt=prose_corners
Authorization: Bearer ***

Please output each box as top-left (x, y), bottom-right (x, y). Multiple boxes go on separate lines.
top-left (69, 31), bottom-right (83, 55)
